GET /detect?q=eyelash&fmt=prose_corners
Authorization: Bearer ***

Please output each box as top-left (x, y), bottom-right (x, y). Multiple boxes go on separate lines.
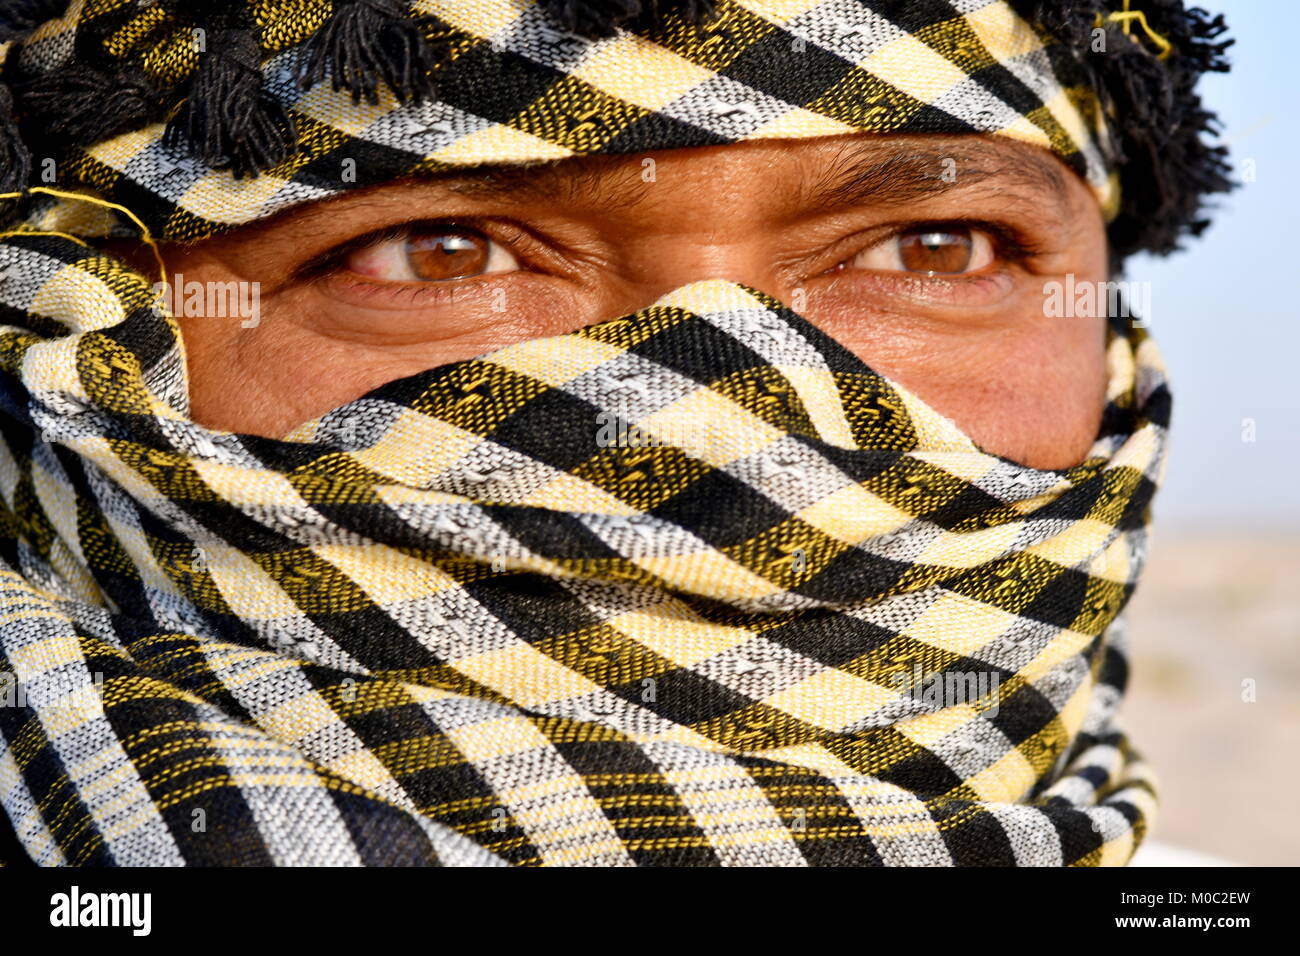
top-left (298, 215), bottom-right (1047, 287)
top-left (854, 218), bottom-right (1043, 268)
top-left (954, 219), bottom-right (1045, 262)
top-left (295, 217), bottom-right (538, 282)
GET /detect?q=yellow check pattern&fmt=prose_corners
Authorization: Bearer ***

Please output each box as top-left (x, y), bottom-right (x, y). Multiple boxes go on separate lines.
top-left (0, 222), bottom-right (1166, 864)
top-left (6, 0), bottom-right (1118, 242)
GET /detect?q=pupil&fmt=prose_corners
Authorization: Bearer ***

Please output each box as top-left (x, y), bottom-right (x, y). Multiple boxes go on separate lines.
top-left (406, 231), bottom-right (489, 280)
top-left (898, 227), bottom-right (973, 274)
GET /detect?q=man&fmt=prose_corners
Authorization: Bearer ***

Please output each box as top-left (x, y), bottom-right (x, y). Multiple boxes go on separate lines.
top-left (0, 0), bottom-right (1230, 866)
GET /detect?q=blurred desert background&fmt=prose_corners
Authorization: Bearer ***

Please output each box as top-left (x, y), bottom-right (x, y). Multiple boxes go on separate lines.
top-left (1123, 531), bottom-right (1299, 866)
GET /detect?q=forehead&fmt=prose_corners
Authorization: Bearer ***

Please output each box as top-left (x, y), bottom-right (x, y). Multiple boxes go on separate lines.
top-left (414, 133), bottom-right (1075, 214)
top-left (221, 131), bottom-right (1087, 246)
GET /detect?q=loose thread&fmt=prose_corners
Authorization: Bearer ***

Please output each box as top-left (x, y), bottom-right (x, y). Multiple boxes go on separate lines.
top-left (0, 186), bottom-right (168, 291)
top-left (1095, 0), bottom-right (1174, 60)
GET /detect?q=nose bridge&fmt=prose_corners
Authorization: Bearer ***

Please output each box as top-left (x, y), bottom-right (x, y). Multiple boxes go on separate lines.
top-left (625, 226), bottom-right (786, 308)
top-left (608, 146), bottom-right (796, 306)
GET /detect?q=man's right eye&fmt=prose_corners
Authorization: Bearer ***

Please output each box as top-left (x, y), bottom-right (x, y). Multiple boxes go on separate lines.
top-left (344, 226), bottom-right (521, 282)
top-left (847, 223), bottom-right (996, 276)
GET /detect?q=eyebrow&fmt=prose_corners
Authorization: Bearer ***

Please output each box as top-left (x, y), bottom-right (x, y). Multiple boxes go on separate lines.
top-left (798, 140), bottom-right (1072, 214)
top-left (431, 159), bottom-right (657, 210)
top-left (290, 136), bottom-right (1076, 241)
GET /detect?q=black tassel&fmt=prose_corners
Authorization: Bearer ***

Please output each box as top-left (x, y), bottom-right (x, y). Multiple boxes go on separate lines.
top-left (1008, 0), bottom-right (1233, 269)
top-left (0, 0), bottom-right (71, 192)
top-left (0, 83), bottom-right (31, 192)
top-left (542, 0), bottom-right (638, 37)
top-left (541, 0), bottom-right (716, 38)
top-left (14, 64), bottom-right (165, 146)
top-left (294, 0), bottom-right (440, 105)
top-left (0, 0), bottom-right (71, 43)
top-left (164, 28), bottom-right (296, 179)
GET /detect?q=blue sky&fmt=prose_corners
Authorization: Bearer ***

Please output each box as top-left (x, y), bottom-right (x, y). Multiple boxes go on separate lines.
top-left (1127, 0), bottom-right (1299, 530)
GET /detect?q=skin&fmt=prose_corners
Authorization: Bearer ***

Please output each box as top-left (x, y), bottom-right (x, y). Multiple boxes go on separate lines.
top-left (115, 133), bottom-right (1109, 469)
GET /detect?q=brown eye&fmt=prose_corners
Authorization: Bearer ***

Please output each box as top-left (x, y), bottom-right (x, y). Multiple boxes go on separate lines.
top-left (345, 226), bottom-right (519, 282)
top-left (406, 231), bottom-right (489, 280)
top-left (848, 224), bottom-right (995, 276)
top-left (897, 227), bottom-right (973, 273)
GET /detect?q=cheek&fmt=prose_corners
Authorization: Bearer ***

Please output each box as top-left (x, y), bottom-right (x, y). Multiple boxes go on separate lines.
top-left (180, 315), bottom-right (429, 437)
top-left (807, 304), bottom-right (1109, 470)
top-left (182, 287), bottom-right (1108, 458)
top-left (939, 317), bottom-right (1108, 469)
top-left (178, 282), bottom-right (601, 437)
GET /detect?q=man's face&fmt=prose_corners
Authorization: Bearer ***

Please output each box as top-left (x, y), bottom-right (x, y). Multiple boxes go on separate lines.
top-left (148, 132), bottom-right (1108, 469)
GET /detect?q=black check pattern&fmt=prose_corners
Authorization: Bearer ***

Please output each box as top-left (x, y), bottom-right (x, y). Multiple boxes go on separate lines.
top-left (4, 0), bottom-right (1118, 242)
top-left (0, 226), bottom-right (1166, 865)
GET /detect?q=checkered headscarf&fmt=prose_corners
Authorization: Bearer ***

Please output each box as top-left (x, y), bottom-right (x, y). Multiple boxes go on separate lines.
top-left (0, 0), bottom-right (1168, 866)
top-left (1, 0), bottom-right (1126, 235)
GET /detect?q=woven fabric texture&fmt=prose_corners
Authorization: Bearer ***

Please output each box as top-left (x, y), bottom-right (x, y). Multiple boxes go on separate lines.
top-left (7, 0), bottom-right (1118, 241)
top-left (0, 0), bottom-right (1164, 867)
top-left (0, 242), bottom-right (1166, 864)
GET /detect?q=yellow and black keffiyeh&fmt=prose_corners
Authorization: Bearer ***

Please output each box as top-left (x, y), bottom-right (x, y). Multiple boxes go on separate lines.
top-left (0, 0), bottom-right (1193, 866)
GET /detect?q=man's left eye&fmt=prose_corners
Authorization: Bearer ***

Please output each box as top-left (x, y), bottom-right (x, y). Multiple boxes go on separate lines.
top-left (344, 226), bottom-right (520, 282)
top-left (848, 224), bottom-right (995, 275)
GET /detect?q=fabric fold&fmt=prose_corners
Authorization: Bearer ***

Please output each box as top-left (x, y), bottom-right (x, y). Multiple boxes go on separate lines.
top-left (1, 232), bottom-right (1165, 865)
